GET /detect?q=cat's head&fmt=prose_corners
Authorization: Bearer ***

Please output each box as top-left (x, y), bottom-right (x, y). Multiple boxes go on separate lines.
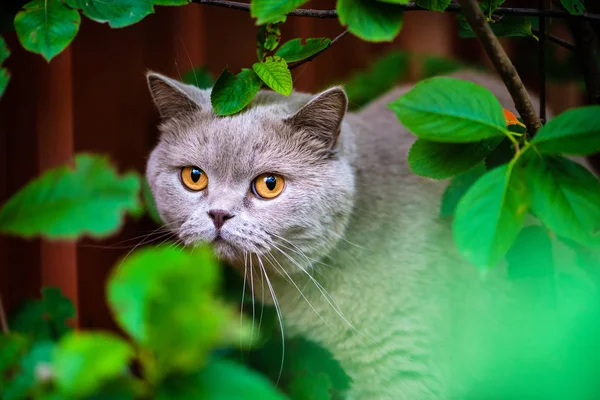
top-left (145, 72), bottom-right (355, 273)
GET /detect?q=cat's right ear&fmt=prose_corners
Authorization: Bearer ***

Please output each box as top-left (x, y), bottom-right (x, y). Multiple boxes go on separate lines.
top-left (147, 72), bottom-right (202, 120)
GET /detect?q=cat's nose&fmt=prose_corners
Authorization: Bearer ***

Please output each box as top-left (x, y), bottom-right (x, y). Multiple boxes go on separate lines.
top-left (208, 209), bottom-right (234, 230)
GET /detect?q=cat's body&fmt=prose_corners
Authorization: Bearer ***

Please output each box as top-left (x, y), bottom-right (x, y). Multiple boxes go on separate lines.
top-left (146, 71), bottom-right (569, 399)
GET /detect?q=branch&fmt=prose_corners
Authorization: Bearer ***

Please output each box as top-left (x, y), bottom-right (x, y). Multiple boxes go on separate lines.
top-left (532, 29), bottom-right (577, 51)
top-left (457, 0), bottom-right (542, 134)
top-left (569, 19), bottom-right (600, 105)
top-left (289, 30), bottom-right (349, 70)
top-left (191, 0), bottom-right (600, 21)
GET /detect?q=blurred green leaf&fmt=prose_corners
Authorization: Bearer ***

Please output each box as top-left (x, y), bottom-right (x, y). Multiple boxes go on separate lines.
top-left (560, 0), bottom-right (585, 14)
top-left (158, 359), bottom-right (287, 399)
top-left (11, 287), bottom-right (75, 341)
top-left (0, 154), bottom-right (141, 239)
top-left (414, 0), bottom-right (450, 11)
top-left (337, 0), bottom-right (404, 42)
top-left (420, 54), bottom-right (464, 79)
top-left (532, 106), bottom-right (600, 155)
top-left (3, 341), bottom-right (54, 400)
top-left (408, 137), bottom-right (502, 179)
top-left (288, 372), bottom-right (331, 400)
top-left (275, 38), bottom-right (330, 63)
top-left (345, 50), bottom-right (409, 109)
top-left (107, 246), bottom-right (250, 375)
top-left (482, 0), bottom-right (505, 13)
top-left (376, 0), bottom-right (410, 3)
top-left (211, 68), bottom-right (263, 116)
top-left (251, 0), bottom-right (307, 25)
top-left (0, 334), bottom-right (28, 387)
top-left (153, 0), bottom-right (189, 5)
top-left (53, 332), bottom-right (133, 398)
top-left (14, 0), bottom-right (81, 62)
top-left (253, 56), bottom-right (292, 96)
top-left (526, 155), bottom-right (600, 248)
top-left (65, 0), bottom-right (153, 28)
top-left (454, 164), bottom-right (530, 268)
top-left (182, 66), bottom-right (214, 89)
top-left (506, 225), bottom-right (554, 280)
top-left (440, 163), bottom-right (486, 217)
top-left (0, 35), bottom-right (9, 97)
top-left (388, 77), bottom-right (507, 142)
top-left (459, 15), bottom-right (534, 38)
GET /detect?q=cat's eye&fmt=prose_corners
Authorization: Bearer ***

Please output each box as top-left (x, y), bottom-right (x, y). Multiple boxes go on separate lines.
top-left (252, 173), bottom-right (285, 199)
top-left (181, 166), bottom-right (208, 191)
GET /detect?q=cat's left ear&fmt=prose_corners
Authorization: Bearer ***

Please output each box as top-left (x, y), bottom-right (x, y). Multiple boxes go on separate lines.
top-left (147, 72), bottom-right (205, 120)
top-left (284, 86), bottom-right (348, 150)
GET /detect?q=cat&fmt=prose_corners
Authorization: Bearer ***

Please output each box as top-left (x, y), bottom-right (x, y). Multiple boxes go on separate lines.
top-left (145, 71), bottom-right (598, 399)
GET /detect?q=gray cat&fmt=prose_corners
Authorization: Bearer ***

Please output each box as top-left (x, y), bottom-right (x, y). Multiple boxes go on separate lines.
top-left (145, 71), bottom-right (592, 399)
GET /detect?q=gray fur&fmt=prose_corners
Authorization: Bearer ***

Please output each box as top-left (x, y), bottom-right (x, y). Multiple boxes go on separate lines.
top-left (146, 71), bottom-right (563, 399)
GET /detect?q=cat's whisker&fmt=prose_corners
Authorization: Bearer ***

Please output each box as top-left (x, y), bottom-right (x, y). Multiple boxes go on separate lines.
top-left (268, 232), bottom-right (335, 270)
top-left (116, 225), bottom-right (180, 271)
top-left (331, 231), bottom-right (367, 250)
top-left (79, 223), bottom-right (178, 250)
top-left (257, 255), bottom-right (285, 386)
top-left (241, 250), bottom-right (248, 353)
top-left (256, 257), bottom-right (266, 337)
top-left (249, 250), bottom-right (256, 341)
top-left (265, 253), bottom-right (332, 330)
top-left (270, 243), bottom-right (371, 341)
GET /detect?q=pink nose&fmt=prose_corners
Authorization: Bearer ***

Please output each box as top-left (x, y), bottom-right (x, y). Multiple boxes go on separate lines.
top-left (207, 209), bottom-right (234, 229)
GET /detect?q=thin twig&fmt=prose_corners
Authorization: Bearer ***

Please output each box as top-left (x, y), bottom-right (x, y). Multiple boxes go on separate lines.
top-left (289, 30), bottom-right (349, 70)
top-left (191, 0), bottom-right (600, 21)
top-left (539, 0), bottom-right (547, 124)
top-left (458, 0), bottom-right (542, 135)
top-left (532, 29), bottom-right (577, 51)
top-left (0, 292), bottom-right (9, 334)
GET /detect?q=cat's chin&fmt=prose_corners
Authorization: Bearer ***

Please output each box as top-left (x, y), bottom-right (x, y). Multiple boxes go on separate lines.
top-left (210, 237), bottom-right (243, 263)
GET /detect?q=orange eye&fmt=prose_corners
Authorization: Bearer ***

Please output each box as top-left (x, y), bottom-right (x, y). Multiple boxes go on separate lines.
top-left (181, 166), bottom-right (208, 191)
top-left (252, 174), bottom-right (285, 199)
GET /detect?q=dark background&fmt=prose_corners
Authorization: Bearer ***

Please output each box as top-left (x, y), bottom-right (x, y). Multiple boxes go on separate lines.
top-left (0, 0), bottom-right (595, 329)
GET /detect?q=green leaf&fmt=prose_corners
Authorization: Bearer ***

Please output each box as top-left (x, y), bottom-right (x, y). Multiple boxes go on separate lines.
top-left (484, 137), bottom-right (515, 170)
top-left (0, 154), bottom-right (141, 239)
top-left (337, 0), bottom-right (404, 42)
top-left (408, 137), bottom-right (502, 179)
top-left (252, 56), bottom-right (292, 96)
top-left (531, 106), bottom-right (600, 155)
top-left (345, 50), bottom-right (409, 109)
top-left (107, 246), bottom-right (250, 375)
top-left (0, 36), bottom-right (9, 97)
top-left (440, 163), bottom-right (487, 217)
top-left (459, 15), bottom-right (534, 38)
top-left (53, 332), bottom-right (133, 398)
top-left (153, 0), bottom-right (189, 5)
top-left (482, 0), bottom-right (505, 13)
top-left (257, 21), bottom-right (283, 61)
top-left (65, 0), bottom-right (154, 29)
top-left (158, 359), bottom-right (286, 400)
top-left (251, 0), bottom-right (308, 25)
top-left (10, 287), bottom-right (75, 341)
top-left (414, 0), bottom-right (451, 11)
top-left (526, 155), bottom-right (600, 248)
top-left (0, 335), bottom-right (28, 379)
top-left (211, 68), bottom-right (263, 116)
top-left (14, 0), bottom-right (81, 62)
top-left (454, 164), bottom-right (530, 268)
top-left (182, 66), bottom-right (214, 89)
top-left (274, 37), bottom-right (330, 63)
top-left (388, 77), bottom-right (507, 142)
top-left (560, 0), bottom-right (585, 14)
top-left (506, 226), bottom-right (554, 280)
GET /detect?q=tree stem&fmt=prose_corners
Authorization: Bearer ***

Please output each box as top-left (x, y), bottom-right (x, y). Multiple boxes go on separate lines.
top-left (191, 0), bottom-right (600, 21)
top-left (289, 30), bottom-right (348, 70)
top-left (457, 0), bottom-right (542, 135)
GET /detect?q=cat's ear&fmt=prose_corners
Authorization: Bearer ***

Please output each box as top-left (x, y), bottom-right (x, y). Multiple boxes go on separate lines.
top-left (147, 72), bottom-right (203, 120)
top-left (284, 86), bottom-right (348, 149)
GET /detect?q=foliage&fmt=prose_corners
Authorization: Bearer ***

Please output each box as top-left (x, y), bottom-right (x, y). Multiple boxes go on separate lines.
top-left (389, 76), bottom-right (600, 268)
top-left (0, 36), bottom-right (9, 97)
top-left (0, 154), bottom-right (141, 239)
